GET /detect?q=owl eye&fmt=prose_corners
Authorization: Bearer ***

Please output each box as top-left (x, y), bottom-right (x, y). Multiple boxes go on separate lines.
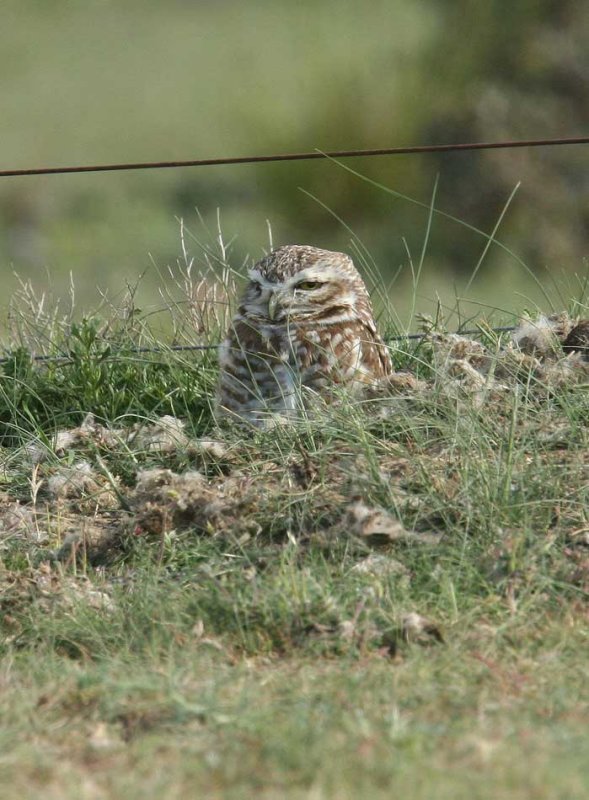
top-left (250, 282), bottom-right (262, 296)
top-left (296, 280), bottom-right (323, 291)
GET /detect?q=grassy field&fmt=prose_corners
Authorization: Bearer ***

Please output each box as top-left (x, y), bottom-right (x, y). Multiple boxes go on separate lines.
top-left (0, 256), bottom-right (588, 799)
top-left (6, 0), bottom-right (586, 318)
top-left (2, 5), bottom-right (589, 795)
top-left (0, 0), bottom-right (434, 304)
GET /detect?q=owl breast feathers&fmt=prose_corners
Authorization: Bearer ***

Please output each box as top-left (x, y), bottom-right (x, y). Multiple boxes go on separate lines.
top-left (216, 244), bottom-right (392, 425)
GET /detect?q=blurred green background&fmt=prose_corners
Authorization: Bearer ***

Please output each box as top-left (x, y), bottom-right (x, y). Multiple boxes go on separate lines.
top-left (1, 0), bottom-right (588, 326)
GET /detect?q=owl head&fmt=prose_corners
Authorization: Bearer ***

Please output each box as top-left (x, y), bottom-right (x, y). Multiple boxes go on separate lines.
top-left (239, 244), bottom-right (371, 324)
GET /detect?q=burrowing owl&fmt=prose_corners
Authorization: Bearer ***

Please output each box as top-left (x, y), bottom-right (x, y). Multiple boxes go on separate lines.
top-left (216, 244), bottom-right (392, 425)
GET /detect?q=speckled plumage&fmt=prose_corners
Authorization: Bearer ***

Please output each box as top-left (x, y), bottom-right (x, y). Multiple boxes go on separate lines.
top-left (216, 245), bottom-right (392, 425)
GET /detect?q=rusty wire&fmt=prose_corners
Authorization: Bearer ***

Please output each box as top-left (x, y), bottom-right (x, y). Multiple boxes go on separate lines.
top-left (1, 136), bottom-right (589, 178)
top-left (0, 132), bottom-right (581, 359)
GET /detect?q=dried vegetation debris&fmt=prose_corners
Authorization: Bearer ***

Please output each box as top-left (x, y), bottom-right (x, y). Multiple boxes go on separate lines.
top-left (368, 313), bottom-right (589, 415)
top-left (350, 552), bottom-right (411, 580)
top-left (0, 493), bottom-right (41, 542)
top-left (126, 414), bottom-right (189, 454)
top-left (46, 461), bottom-right (122, 513)
top-left (300, 603), bottom-right (445, 657)
top-left (24, 413), bottom-right (122, 464)
top-left (2, 414), bottom-right (234, 552)
top-left (32, 562), bottom-right (115, 612)
top-left (399, 612), bottom-right (445, 645)
top-left (346, 500), bottom-right (439, 546)
top-left (23, 413), bottom-right (230, 467)
top-left (304, 610), bottom-right (383, 653)
top-left (429, 312), bottom-right (589, 392)
top-left (3, 435), bottom-right (436, 565)
top-left (131, 463), bottom-right (346, 542)
top-left (130, 467), bottom-right (262, 538)
top-left (511, 313), bottom-right (573, 357)
top-left (1, 561), bottom-right (115, 639)
top-left (0, 311), bottom-right (588, 569)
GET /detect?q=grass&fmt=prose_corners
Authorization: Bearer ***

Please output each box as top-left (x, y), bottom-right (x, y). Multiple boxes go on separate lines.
top-left (6, 0), bottom-right (583, 318)
top-left (0, 0), bottom-right (433, 305)
top-left (1, 256), bottom-right (589, 799)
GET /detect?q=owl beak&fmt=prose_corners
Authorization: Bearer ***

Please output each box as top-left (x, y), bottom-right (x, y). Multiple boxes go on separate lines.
top-left (267, 292), bottom-right (280, 321)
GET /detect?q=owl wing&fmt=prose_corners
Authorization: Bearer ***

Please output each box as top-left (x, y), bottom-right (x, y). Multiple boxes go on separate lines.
top-left (298, 318), bottom-right (392, 389)
top-left (357, 317), bottom-right (393, 380)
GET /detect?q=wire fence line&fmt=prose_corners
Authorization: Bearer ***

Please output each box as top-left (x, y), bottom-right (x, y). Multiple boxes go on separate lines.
top-left (0, 326), bottom-right (518, 366)
top-left (1, 133), bottom-right (583, 362)
top-left (1, 136), bottom-right (589, 179)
